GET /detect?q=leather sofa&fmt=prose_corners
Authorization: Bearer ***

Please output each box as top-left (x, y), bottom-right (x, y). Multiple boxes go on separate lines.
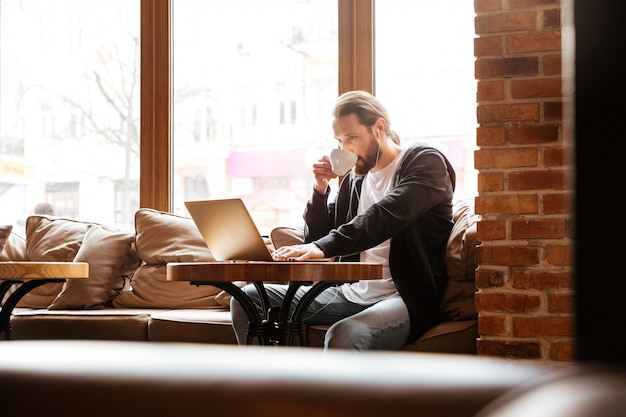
top-left (0, 199), bottom-right (479, 352)
top-left (0, 339), bottom-right (577, 417)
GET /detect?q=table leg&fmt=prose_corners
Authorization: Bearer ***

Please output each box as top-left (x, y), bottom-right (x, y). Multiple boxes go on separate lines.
top-left (192, 281), bottom-right (273, 345)
top-left (191, 280), bottom-right (345, 347)
top-left (0, 279), bottom-right (65, 340)
top-left (0, 281), bottom-right (18, 304)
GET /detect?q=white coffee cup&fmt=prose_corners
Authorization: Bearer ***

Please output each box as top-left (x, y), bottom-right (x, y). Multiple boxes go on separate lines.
top-left (329, 148), bottom-right (358, 176)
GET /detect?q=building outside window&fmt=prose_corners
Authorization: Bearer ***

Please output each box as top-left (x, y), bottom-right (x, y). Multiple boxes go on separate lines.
top-left (0, 0), bottom-right (140, 233)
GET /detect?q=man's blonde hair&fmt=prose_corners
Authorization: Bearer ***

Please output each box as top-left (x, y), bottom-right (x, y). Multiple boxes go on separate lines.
top-left (332, 91), bottom-right (400, 144)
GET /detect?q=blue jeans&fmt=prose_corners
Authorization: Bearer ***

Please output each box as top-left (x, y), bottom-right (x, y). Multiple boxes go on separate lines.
top-left (230, 283), bottom-right (410, 350)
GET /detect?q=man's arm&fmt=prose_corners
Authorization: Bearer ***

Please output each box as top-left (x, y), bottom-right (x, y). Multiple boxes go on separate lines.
top-left (303, 185), bottom-right (334, 243)
top-left (313, 147), bottom-right (455, 258)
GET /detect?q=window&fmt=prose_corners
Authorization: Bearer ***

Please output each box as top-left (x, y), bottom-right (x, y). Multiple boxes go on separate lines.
top-left (172, 0), bottom-right (338, 233)
top-left (170, 0), bottom-right (475, 234)
top-left (1, 1), bottom-right (476, 235)
top-left (374, 0), bottom-right (477, 198)
top-left (0, 0), bottom-right (140, 233)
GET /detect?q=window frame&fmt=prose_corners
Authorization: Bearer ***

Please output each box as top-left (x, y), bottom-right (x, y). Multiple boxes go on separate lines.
top-left (139, 0), bottom-right (373, 211)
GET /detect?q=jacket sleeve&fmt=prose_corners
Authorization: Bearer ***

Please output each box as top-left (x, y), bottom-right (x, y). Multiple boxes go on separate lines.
top-left (313, 147), bottom-right (455, 258)
top-left (303, 185), bottom-right (334, 243)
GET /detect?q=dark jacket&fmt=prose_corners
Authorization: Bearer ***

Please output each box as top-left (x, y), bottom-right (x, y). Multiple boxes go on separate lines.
top-left (304, 144), bottom-right (456, 342)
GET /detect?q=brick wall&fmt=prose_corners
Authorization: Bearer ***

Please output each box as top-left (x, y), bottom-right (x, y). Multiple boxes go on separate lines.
top-left (473, 0), bottom-right (575, 361)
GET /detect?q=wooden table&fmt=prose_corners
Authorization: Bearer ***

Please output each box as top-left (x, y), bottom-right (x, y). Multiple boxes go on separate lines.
top-left (0, 262), bottom-right (89, 339)
top-left (167, 261), bottom-right (382, 346)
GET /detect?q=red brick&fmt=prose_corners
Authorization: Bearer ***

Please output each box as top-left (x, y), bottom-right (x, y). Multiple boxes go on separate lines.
top-left (478, 315), bottom-right (507, 335)
top-left (509, 0), bottom-right (559, 9)
top-left (477, 173), bottom-right (505, 192)
top-left (474, 148), bottom-right (538, 169)
top-left (542, 54), bottom-right (562, 75)
top-left (510, 218), bottom-right (565, 239)
top-left (477, 80), bottom-right (505, 101)
top-left (510, 123), bottom-right (560, 144)
top-left (564, 218), bottom-right (575, 239)
top-left (477, 219), bottom-right (506, 239)
top-left (506, 31), bottom-right (562, 54)
top-left (513, 316), bottom-right (575, 337)
top-left (475, 35), bottom-right (503, 57)
top-left (476, 292), bottom-right (541, 312)
top-left (550, 341), bottom-right (575, 361)
top-left (508, 169), bottom-right (566, 191)
top-left (476, 245), bottom-right (540, 265)
top-left (476, 126), bottom-right (506, 146)
top-left (474, 0), bottom-right (572, 362)
top-left (475, 194), bottom-right (539, 215)
top-left (475, 57), bottom-right (539, 79)
top-left (543, 8), bottom-right (561, 29)
top-left (511, 77), bottom-right (562, 99)
top-left (475, 11), bottom-right (537, 34)
top-left (477, 103), bottom-right (540, 123)
top-left (512, 270), bottom-right (572, 290)
top-left (543, 146), bottom-right (566, 166)
top-left (544, 101), bottom-right (562, 120)
top-left (543, 193), bottom-right (569, 214)
top-left (475, 0), bottom-right (502, 12)
top-left (475, 266), bottom-right (507, 288)
top-left (477, 339), bottom-right (542, 359)
top-left (546, 245), bottom-right (573, 266)
top-left (548, 292), bottom-right (575, 314)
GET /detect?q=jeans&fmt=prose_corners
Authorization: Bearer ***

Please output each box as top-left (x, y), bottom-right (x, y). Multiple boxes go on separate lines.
top-left (230, 283), bottom-right (410, 350)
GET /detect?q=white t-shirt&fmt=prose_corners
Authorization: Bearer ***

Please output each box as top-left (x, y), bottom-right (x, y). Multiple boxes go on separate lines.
top-left (341, 148), bottom-right (407, 304)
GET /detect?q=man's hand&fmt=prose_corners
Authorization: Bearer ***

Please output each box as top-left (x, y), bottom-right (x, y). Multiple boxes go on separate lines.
top-left (272, 243), bottom-right (326, 261)
top-left (312, 155), bottom-right (338, 194)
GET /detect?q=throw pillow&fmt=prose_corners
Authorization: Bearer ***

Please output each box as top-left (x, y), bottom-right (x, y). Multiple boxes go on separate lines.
top-left (18, 215), bottom-right (139, 308)
top-left (440, 199), bottom-right (480, 321)
top-left (0, 225), bottom-right (12, 255)
top-left (112, 208), bottom-right (223, 309)
top-left (0, 225), bottom-right (14, 305)
top-left (48, 225), bottom-right (136, 309)
top-left (0, 229), bottom-right (26, 262)
top-left (17, 215), bottom-right (92, 308)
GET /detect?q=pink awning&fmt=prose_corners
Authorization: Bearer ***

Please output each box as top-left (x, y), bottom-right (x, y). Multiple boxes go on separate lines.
top-left (227, 149), bottom-right (306, 178)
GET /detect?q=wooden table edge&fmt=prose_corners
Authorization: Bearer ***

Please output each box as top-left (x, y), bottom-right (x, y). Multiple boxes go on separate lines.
top-left (0, 262), bottom-right (89, 279)
top-left (166, 261), bottom-right (382, 283)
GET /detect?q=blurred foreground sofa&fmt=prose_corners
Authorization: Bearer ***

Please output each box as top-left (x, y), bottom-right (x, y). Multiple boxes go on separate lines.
top-left (0, 339), bottom-right (594, 417)
top-left (0, 199), bottom-right (479, 352)
top-left (3, 341), bottom-right (622, 417)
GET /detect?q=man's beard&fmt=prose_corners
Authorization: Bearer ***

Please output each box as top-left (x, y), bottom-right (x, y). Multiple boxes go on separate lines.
top-left (354, 135), bottom-right (381, 176)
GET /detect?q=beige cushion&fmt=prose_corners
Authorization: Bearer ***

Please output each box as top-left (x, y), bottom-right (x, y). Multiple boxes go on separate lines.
top-left (0, 230), bottom-right (26, 262)
top-left (112, 208), bottom-right (222, 309)
top-left (0, 228), bottom-right (25, 305)
top-left (148, 309), bottom-right (237, 344)
top-left (48, 225), bottom-right (137, 310)
top-left (17, 215), bottom-right (92, 307)
top-left (18, 215), bottom-right (139, 309)
top-left (0, 225), bottom-right (12, 254)
top-left (10, 308), bottom-right (158, 341)
top-left (0, 225), bottom-right (15, 305)
top-left (440, 199), bottom-right (479, 321)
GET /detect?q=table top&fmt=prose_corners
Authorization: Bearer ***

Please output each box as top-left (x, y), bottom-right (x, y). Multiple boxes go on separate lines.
top-left (0, 262), bottom-right (89, 280)
top-left (166, 261), bottom-right (382, 283)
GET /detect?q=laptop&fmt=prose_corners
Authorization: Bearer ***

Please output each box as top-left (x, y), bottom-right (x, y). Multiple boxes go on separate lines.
top-left (184, 198), bottom-right (281, 262)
